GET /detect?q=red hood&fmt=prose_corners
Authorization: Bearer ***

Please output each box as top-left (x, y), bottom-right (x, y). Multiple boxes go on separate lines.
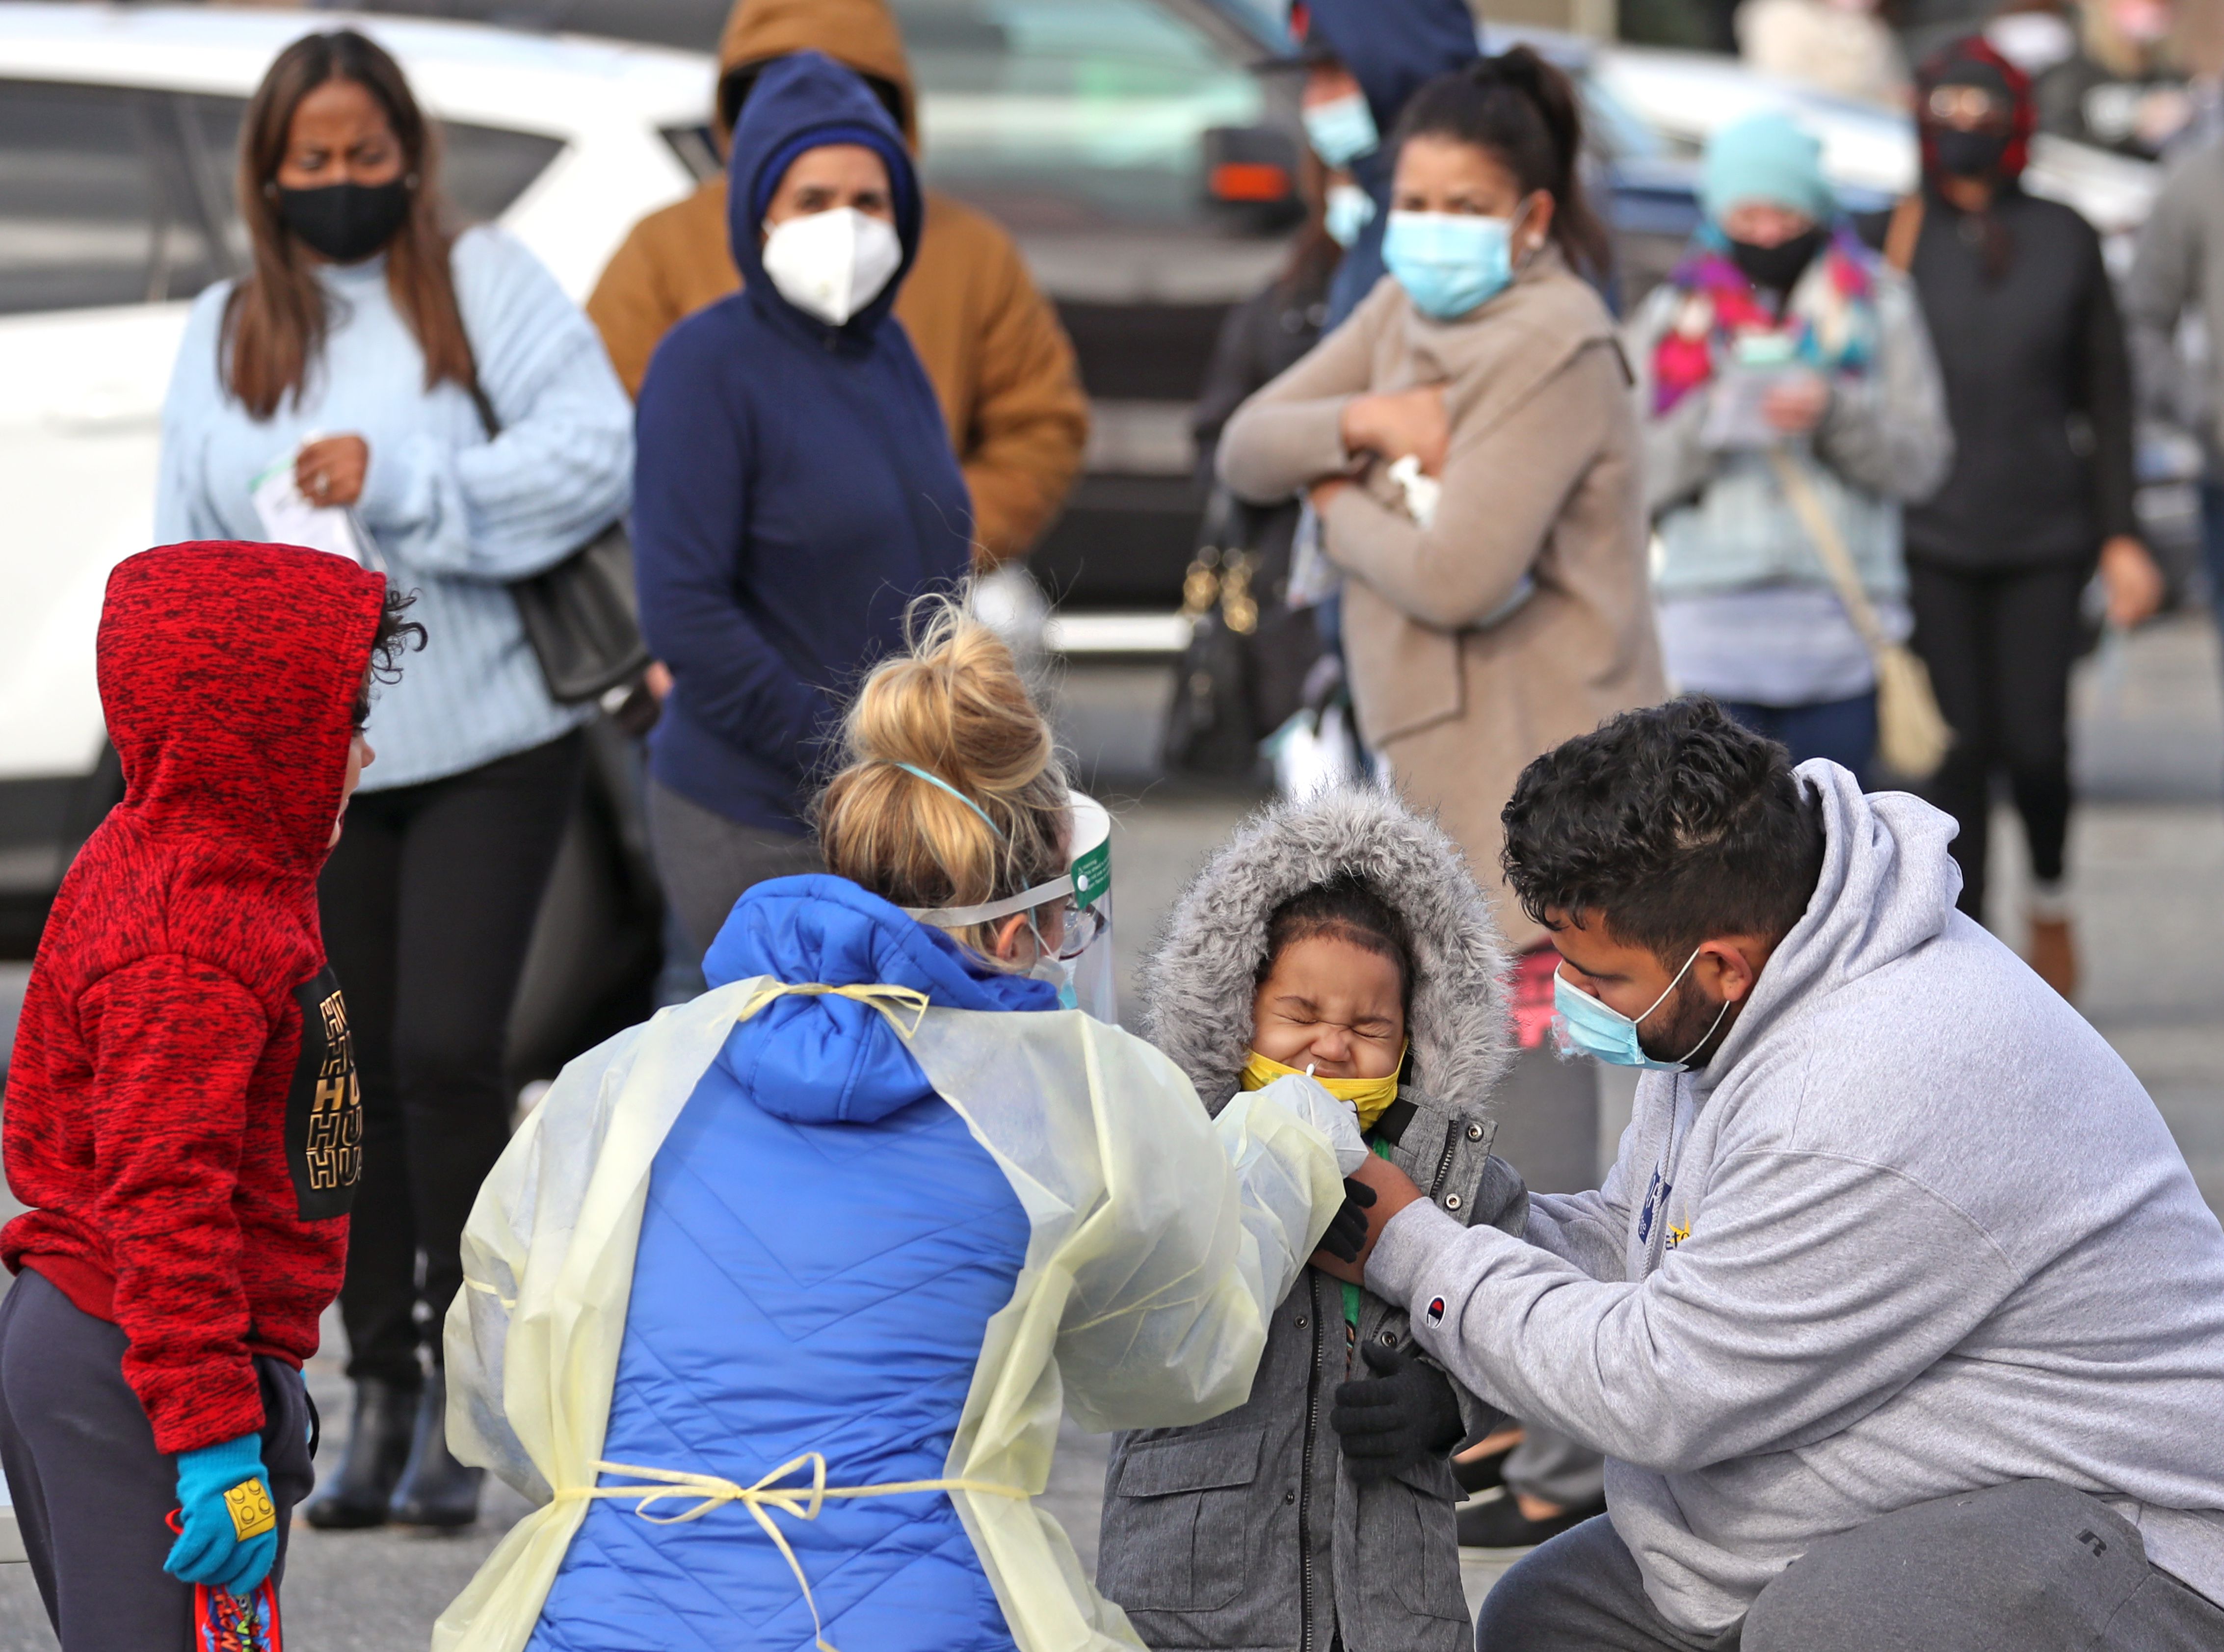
top-left (1918, 35), bottom-right (2037, 185)
top-left (98, 543), bottom-right (389, 880)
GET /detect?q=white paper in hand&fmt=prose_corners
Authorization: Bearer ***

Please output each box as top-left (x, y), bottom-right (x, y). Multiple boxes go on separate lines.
top-left (1249, 1071), bottom-right (1369, 1174)
top-left (251, 449), bottom-right (378, 568)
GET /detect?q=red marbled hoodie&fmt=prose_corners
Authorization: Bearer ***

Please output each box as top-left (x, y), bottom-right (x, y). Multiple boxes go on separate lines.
top-left (3, 543), bottom-right (387, 1453)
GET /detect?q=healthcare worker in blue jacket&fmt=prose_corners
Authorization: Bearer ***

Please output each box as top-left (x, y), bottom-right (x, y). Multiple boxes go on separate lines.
top-left (439, 601), bottom-right (1363, 1652)
top-left (1291, 0), bottom-right (1480, 327)
top-left (632, 50), bottom-right (975, 960)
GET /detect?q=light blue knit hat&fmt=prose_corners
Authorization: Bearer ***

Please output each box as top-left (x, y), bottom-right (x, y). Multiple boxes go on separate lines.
top-left (1701, 111), bottom-right (1834, 224)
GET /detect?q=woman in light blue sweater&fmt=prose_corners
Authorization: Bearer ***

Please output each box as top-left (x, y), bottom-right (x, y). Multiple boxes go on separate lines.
top-left (154, 28), bottom-right (631, 1534)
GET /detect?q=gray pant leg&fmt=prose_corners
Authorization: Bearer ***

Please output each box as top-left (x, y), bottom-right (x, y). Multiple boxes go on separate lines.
top-left (1743, 1479), bottom-right (2224, 1652)
top-left (1486, 1043), bottom-right (1608, 1508)
top-left (1504, 1422), bottom-right (1608, 1509)
top-left (1476, 1513), bottom-right (1729, 1652)
top-left (646, 779), bottom-right (823, 960)
top-left (0, 1270), bottom-right (315, 1652)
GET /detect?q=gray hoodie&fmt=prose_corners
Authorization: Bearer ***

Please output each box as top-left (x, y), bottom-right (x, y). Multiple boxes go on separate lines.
top-left (1369, 762), bottom-right (2224, 1635)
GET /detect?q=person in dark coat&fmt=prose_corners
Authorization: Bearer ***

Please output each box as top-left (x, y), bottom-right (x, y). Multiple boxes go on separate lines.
top-left (633, 50), bottom-right (974, 959)
top-left (1857, 36), bottom-right (2163, 1001)
top-left (1290, 0), bottom-right (1479, 328)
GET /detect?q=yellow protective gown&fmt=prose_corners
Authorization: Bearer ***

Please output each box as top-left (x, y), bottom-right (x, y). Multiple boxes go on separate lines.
top-left (434, 977), bottom-right (1347, 1652)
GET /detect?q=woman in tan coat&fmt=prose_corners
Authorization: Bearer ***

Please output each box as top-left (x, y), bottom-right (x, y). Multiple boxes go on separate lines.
top-left (1219, 48), bottom-right (1665, 954)
top-left (1216, 47), bottom-right (1667, 1547)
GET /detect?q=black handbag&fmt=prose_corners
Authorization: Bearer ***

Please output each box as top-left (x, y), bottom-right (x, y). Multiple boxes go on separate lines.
top-left (1162, 488), bottom-right (1324, 776)
top-left (467, 382), bottom-right (651, 707)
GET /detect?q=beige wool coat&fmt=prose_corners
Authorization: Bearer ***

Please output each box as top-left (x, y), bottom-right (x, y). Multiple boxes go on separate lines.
top-left (1219, 250), bottom-right (1667, 948)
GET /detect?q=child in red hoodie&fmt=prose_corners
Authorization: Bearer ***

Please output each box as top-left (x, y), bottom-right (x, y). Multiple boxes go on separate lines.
top-left (0, 542), bottom-right (410, 1648)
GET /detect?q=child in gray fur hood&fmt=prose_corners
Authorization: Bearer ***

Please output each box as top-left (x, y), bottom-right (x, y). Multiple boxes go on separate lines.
top-left (1094, 786), bottom-right (1528, 1652)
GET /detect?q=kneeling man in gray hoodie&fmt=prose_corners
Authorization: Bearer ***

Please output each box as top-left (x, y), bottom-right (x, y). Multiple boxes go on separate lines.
top-left (1336, 698), bottom-right (2224, 1652)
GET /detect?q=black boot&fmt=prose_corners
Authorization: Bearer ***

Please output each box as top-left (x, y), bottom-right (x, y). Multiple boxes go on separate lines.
top-left (302, 1377), bottom-right (420, 1530)
top-left (388, 1367), bottom-right (482, 1529)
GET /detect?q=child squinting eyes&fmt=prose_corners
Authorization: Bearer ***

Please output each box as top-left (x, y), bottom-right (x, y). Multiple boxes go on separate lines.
top-left (1251, 931), bottom-right (1406, 1081)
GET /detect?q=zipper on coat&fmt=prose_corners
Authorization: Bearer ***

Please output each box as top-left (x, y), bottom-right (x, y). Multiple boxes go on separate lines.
top-left (1428, 1121), bottom-right (1460, 1200)
top-left (1299, 1269), bottom-right (1322, 1652)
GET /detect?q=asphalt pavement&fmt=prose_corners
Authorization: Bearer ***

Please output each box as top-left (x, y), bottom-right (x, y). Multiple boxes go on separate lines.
top-left (2, 619), bottom-right (2222, 1649)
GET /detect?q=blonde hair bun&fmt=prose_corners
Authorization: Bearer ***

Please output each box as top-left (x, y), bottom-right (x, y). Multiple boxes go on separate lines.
top-left (818, 593), bottom-right (1069, 952)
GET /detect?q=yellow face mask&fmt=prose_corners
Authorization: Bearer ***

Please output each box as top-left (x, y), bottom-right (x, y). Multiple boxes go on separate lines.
top-left (1240, 1047), bottom-right (1405, 1130)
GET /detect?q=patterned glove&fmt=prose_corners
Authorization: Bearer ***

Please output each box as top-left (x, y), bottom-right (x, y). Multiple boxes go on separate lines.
top-left (166, 1432), bottom-right (279, 1596)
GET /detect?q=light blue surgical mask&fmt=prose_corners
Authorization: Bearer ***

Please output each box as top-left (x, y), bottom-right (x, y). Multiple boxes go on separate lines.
top-left (1551, 948), bottom-right (1729, 1072)
top-left (1382, 209), bottom-right (1519, 320)
top-left (1302, 91), bottom-right (1379, 169)
top-left (1324, 181), bottom-right (1377, 248)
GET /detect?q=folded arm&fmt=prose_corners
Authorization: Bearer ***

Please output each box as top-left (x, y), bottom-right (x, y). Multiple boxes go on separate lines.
top-left (363, 231), bottom-right (634, 581)
top-left (1215, 293), bottom-right (1390, 504)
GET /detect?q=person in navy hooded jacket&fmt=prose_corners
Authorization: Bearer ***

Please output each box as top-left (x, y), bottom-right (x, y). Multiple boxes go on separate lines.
top-left (1290, 0), bottom-right (1479, 326)
top-left (633, 50), bottom-right (973, 960)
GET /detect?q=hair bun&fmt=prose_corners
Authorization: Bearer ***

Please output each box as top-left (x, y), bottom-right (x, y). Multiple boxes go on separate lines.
top-left (818, 593), bottom-right (1071, 949)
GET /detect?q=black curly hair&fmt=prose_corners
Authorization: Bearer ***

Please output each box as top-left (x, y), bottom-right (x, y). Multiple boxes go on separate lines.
top-left (1499, 698), bottom-right (1824, 963)
top-left (351, 584), bottom-right (426, 729)
top-left (1258, 873), bottom-right (1414, 1013)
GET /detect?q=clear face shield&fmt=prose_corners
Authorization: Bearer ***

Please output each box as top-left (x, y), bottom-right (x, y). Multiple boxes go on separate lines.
top-left (901, 791), bottom-right (1118, 1022)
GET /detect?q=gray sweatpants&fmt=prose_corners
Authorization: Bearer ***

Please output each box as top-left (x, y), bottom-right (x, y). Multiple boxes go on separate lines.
top-left (646, 778), bottom-right (823, 962)
top-left (1476, 1480), bottom-right (2224, 1652)
top-left (0, 1270), bottom-right (316, 1652)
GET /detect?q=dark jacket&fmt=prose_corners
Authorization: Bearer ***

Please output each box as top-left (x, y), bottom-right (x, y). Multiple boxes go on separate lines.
top-left (1097, 787), bottom-right (1526, 1652)
top-left (2, 543), bottom-right (385, 1453)
top-left (1304, 0), bottom-right (1478, 326)
top-left (634, 51), bottom-right (973, 831)
top-left (1858, 184), bottom-right (2137, 571)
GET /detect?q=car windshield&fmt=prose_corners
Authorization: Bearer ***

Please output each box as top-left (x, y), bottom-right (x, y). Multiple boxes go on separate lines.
top-left (890, 0), bottom-right (1266, 226)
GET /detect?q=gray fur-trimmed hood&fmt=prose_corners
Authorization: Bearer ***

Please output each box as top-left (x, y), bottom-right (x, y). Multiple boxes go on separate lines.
top-left (1140, 785), bottom-right (1514, 1115)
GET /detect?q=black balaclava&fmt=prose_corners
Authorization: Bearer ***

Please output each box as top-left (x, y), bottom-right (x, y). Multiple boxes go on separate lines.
top-left (1729, 226), bottom-right (1828, 296)
top-left (278, 180), bottom-right (412, 264)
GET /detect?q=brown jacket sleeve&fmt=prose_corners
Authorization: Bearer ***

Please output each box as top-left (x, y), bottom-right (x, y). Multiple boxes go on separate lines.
top-left (586, 221), bottom-right (685, 399)
top-left (955, 231), bottom-right (1089, 567)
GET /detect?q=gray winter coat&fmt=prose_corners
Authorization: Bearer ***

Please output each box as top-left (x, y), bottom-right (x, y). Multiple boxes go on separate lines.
top-left (1095, 787), bottom-right (1526, 1652)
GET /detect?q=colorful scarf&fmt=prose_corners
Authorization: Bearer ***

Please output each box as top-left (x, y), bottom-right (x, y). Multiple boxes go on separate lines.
top-left (1651, 224), bottom-right (1881, 414)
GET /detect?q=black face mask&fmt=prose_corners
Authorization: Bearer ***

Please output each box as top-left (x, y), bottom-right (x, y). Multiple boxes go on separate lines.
top-left (1930, 126), bottom-right (2011, 180)
top-left (276, 180), bottom-right (412, 264)
top-left (1727, 227), bottom-right (1826, 295)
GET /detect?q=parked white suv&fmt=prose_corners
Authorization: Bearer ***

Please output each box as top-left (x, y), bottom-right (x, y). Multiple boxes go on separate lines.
top-left (0, 2), bottom-right (714, 957)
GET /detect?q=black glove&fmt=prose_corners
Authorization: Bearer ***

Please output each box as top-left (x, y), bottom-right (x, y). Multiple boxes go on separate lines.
top-left (1317, 1176), bottom-right (1377, 1264)
top-left (1330, 1340), bottom-right (1464, 1485)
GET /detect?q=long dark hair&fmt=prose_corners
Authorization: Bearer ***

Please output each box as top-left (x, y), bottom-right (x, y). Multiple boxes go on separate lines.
top-left (1392, 46), bottom-right (1613, 281)
top-left (223, 30), bottom-right (474, 419)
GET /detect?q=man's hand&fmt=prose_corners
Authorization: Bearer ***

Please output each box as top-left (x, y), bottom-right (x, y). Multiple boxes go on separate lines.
top-left (2099, 535), bottom-right (2165, 629)
top-left (1311, 1153), bottom-right (1425, 1281)
top-left (1340, 385), bottom-right (1450, 474)
top-left (1761, 372), bottom-right (1829, 435)
top-left (295, 434), bottom-right (371, 508)
top-left (1330, 1341), bottom-right (1465, 1485)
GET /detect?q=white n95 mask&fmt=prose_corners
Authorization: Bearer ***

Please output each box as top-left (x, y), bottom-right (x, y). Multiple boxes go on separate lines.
top-left (760, 206), bottom-right (902, 327)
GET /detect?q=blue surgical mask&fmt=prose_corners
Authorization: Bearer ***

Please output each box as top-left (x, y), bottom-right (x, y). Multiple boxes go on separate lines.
top-left (1551, 948), bottom-right (1730, 1072)
top-left (1382, 210), bottom-right (1518, 320)
top-left (1302, 91), bottom-right (1379, 169)
top-left (1324, 181), bottom-right (1377, 248)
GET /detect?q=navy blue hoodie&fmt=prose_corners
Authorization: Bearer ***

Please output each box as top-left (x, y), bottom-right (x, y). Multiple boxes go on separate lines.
top-left (633, 51), bottom-right (972, 832)
top-left (1305, 0), bottom-right (1479, 325)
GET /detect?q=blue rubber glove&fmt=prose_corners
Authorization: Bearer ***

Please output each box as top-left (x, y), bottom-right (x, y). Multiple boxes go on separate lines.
top-left (166, 1432), bottom-right (278, 1596)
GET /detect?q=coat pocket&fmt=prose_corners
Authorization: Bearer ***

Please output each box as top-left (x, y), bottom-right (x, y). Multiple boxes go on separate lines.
top-left (1360, 1454), bottom-right (1470, 1624)
top-left (1096, 1428), bottom-right (1263, 1613)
